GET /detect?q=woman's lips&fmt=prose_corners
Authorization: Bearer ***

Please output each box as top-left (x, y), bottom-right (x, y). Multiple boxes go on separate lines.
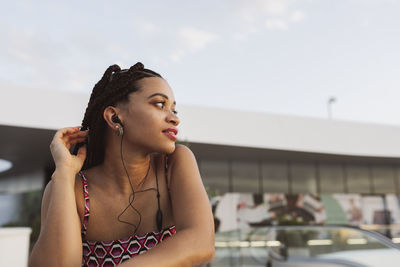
top-left (163, 128), bottom-right (178, 141)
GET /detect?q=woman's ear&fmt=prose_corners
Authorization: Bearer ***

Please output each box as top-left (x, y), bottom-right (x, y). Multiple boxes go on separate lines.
top-left (103, 106), bottom-right (123, 129)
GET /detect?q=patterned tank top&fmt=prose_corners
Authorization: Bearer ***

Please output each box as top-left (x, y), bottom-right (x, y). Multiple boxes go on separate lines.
top-left (79, 171), bottom-right (176, 267)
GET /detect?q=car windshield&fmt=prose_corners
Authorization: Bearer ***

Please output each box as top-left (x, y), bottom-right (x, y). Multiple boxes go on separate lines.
top-left (212, 225), bottom-right (400, 267)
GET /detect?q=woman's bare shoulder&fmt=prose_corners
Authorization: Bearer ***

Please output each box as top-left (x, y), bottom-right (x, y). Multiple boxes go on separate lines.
top-left (164, 144), bottom-right (214, 238)
top-left (168, 144), bottom-right (196, 164)
top-left (73, 166), bottom-right (102, 198)
top-left (166, 144), bottom-right (201, 189)
top-left (39, 171), bottom-right (86, 230)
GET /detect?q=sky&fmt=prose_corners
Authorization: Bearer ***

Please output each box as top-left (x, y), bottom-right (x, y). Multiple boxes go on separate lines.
top-left (1, 0), bottom-right (400, 126)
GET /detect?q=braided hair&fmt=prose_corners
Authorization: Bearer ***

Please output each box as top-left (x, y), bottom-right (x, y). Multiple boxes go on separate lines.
top-left (80, 62), bottom-right (162, 169)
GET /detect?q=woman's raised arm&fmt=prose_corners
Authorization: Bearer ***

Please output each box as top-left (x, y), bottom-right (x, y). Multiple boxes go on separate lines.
top-left (29, 127), bottom-right (88, 267)
top-left (120, 144), bottom-right (215, 267)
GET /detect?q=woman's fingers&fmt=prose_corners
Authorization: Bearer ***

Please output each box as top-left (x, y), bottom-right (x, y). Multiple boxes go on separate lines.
top-left (51, 127), bottom-right (79, 146)
top-left (53, 127), bottom-right (81, 139)
top-left (51, 127), bottom-right (88, 152)
top-left (63, 139), bottom-right (84, 150)
top-left (50, 127), bottom-right (89, 174)
top-left (66, 135), bottom-right (88, 147)
top-left (64, 131), bottom-right (89, 144)
top-left (67, 138), bottom-right (87, 149)
top-left (69, 135), bottom-right (87, 143)
top-left (61, 129), bottom-right (88, 140)
top-left (76, 145), bottom-right (87, 161)
top-left (54, 128), bottom-right (88, 146)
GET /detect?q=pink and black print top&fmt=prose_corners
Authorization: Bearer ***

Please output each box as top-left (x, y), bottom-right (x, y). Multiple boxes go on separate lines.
top-left (79, 171), bottom-right (176, 267)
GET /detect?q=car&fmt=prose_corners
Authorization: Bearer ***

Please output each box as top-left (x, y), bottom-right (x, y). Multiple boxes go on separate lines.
top-left (210, 225), bottom-right (400, 267)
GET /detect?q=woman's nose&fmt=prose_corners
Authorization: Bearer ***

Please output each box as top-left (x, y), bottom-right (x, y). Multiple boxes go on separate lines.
top-left (167, 112), bottom-right (180, 126)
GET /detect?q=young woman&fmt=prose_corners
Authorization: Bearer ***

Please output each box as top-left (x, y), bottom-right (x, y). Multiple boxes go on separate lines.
top-left (28, 63), bottom-right (215, 267)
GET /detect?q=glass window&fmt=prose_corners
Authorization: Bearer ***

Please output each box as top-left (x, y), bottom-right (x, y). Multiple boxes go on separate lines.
top-left (231, 161), bottom-right (259, 193)
top-left (319, 164), bottom-right (345, 193)
top-left (262, 162), bottom-right (289, 193)
top-left (290, 163), bottom-right (317, 194)
top-left (346, 165), bottom-right (371, 193)
top-left (200, 160), bottom-right (229, 196)
top-left (395, 166), bottom-right (400, 194)
top-left (372, 165), bottom-right (396, 194)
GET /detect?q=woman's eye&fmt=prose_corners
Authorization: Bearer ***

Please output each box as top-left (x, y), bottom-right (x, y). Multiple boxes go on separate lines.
top-left (155, 102), bottom-right (165, 108)
top-left (154, 101), bottom-right (178, 115)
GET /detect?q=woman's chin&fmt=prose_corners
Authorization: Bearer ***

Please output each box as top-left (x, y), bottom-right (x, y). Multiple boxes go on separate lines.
top-left (163, 143), bottom-right (176, 154)
top-left (149, 142), bottom-right (176, 155)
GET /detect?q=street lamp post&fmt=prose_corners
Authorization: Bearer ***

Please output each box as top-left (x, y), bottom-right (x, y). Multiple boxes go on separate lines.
top-left (327, 97), bottom-right (336, 119)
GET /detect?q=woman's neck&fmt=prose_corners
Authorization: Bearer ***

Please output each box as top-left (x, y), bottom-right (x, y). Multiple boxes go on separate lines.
top-left (99, 148), bottom-right (153, 194)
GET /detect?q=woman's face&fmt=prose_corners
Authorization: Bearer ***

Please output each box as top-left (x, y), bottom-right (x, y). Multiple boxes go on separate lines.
top-left (118, 77), bottom-right (180, 154)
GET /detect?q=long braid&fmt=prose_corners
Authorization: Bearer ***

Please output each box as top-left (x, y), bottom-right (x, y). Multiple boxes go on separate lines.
top-left (81, 65), bottom-right (121, 130)
top-left (80, 62), bottom-right (162, 169)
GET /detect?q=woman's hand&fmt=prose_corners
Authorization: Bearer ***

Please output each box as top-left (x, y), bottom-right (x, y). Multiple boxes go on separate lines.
top-left (50, 127), bottom-right (88, 175)
top-left (29, 126), bottom-right (87, 267)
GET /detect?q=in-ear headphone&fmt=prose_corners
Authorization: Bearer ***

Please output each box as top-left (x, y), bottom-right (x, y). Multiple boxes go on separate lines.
top-left (112, 115), bottom-right (124, 136)
top-left (112, 115), bottom-right (124, 127)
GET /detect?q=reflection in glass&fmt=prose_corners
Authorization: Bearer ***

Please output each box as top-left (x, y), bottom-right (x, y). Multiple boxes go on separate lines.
top-left (290, 163), bottom-right (317, 194)
top-left (262, 162), bottom-right (289, 193)
top-left (232, 161), bottom-right (259, 193)
top-left (372, 165), bottom-right (396, 194)
top-left (346, 165), bottom-right (371, 193)
top-left (319, 164), bottom-right (344, 193)
top-left (200, 160), bottom-right (229, 195)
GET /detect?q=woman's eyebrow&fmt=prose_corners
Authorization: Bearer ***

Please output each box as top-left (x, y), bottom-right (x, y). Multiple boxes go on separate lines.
top-left (147, 93), bottom-right (176, 105)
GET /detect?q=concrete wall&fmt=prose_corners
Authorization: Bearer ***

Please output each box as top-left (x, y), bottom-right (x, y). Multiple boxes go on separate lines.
top-left (2, 85), bottom-right (400, 158)
top-left (0, 227), bottom-right (31, 267)
top-left (178, 105), bottom-right (400, 158)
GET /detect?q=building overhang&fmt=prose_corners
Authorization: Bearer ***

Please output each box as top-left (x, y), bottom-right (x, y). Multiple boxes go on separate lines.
top-left (2, 86), bottom-right (400, 180)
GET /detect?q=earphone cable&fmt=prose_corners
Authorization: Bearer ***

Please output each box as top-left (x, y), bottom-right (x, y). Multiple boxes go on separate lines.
top-left (117, 132), bottom-right (152, 235)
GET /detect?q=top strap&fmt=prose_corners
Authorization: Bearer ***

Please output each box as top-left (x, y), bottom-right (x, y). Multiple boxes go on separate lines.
top-left (79, 171), bottom-right (90, 237)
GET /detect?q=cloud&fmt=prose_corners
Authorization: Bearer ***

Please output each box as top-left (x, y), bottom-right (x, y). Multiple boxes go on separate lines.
top-left (258, 0), bottom-right (289, 15)
top-left (290, 10), bottom-right (306, 22)
top-left (170, 49), bottom-right (186, 63)
top-left (265, 10), bottom-right (306, 30)
top-left (265, 19), bottom-right (289, 30)
top-left (234, 0), bottom-right (289, 19)
top-left (229, 0), bottom-right (306, 36)
top-left (133, 20), bottom-right (160, 36)
top-left (178, 27), bottom-right (219, 52)
top-left (170, 27), bottom-right (219, 62)
top-left (228, 0), bottom-right (288, 40)
top-left (0, 24), bottom-right (117, 92)
top-left (0, 27), bottom-right (68, 88)
top-left (232, 32), bottom-right (249, 41)
top-left (232, 26), bottom-right (259, 41)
